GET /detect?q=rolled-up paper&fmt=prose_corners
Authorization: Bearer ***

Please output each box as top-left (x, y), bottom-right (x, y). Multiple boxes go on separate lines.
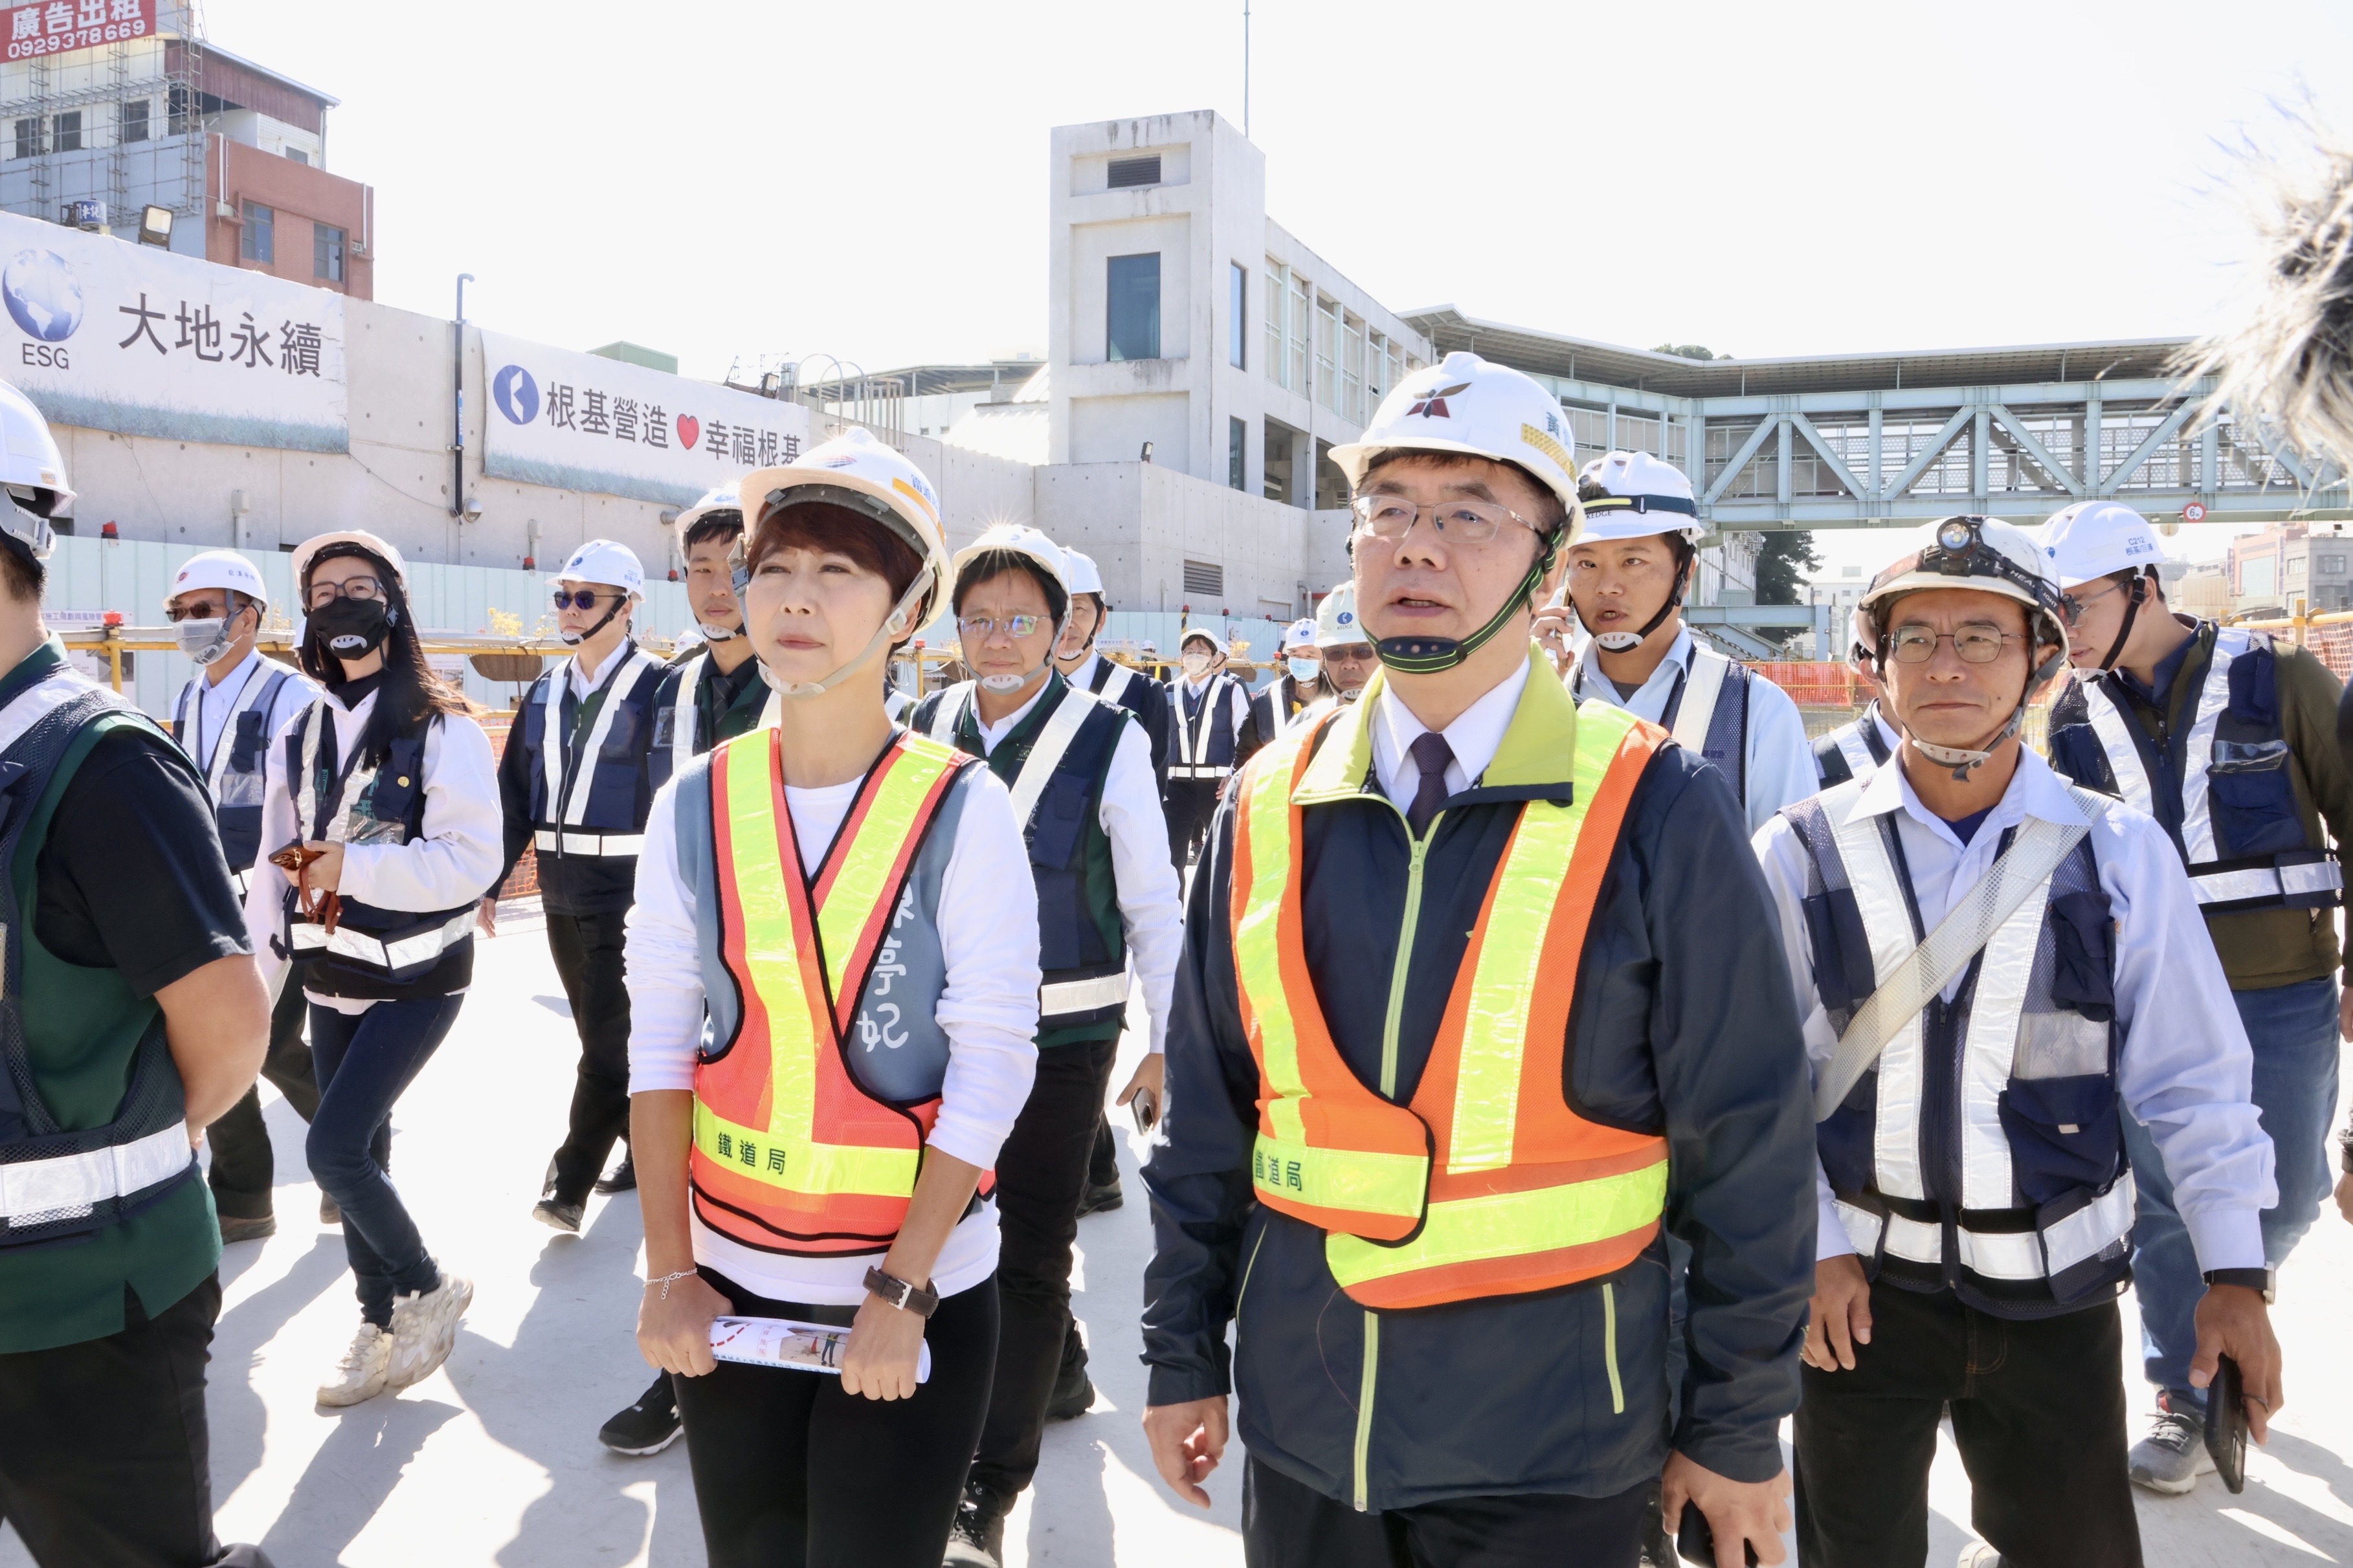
top-left (708, 1315), bottom-right (933, 1384)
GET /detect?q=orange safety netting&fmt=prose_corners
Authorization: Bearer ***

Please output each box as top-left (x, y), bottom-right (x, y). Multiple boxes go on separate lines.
top-left (1747, 662), bottom-right (1868, 707)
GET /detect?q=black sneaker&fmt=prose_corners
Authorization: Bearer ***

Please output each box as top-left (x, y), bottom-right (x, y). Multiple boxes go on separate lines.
top-left (594, 1153), bottom-right (637, 1195)
top-left (1075, 1178), bottom-right (1124, 1217)
top-left (598, 1370), bottom-right (682, 1456)
top-left (533, 1198), bottom-right (585, 1235)
top-left (1045, 1327), bottom-right (1095, 1420)
top-left (943, 1481), bottom-right (1006, 1567)
top-left (218, 1213), bottom-right (276, 1244)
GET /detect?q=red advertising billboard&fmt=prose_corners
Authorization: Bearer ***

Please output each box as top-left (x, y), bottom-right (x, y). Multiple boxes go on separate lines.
top-left (4, 0), bottom-right (151, 61)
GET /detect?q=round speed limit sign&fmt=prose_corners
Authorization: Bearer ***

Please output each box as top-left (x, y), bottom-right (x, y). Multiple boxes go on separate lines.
top-left (2183, 502), bottom-right (2209, 523)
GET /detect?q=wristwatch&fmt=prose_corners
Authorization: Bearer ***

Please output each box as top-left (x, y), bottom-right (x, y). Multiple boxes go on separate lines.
top-left (864, 1266), bottom-right (940, 1319)
top-left (2202, 1267), bottom-right (2276, 1304)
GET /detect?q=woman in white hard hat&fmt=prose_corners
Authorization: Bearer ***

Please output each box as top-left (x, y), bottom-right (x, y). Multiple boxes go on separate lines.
top-left (626, 430), bottom-right (1040, 1567)
top-left (1250, 618), bottom-right (1325, 740)
top-left (247, 530), bottom-right (502, 1408)
top-left (1161, 626), bottom-right (1256, 868)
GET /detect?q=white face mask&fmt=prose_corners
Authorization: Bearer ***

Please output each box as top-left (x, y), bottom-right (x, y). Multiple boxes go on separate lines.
top-left (1287, 656), bottom-right (1319, 682)
top-left (176, 617), bottom-right (232, 666)
top-left (1181, 652), bottom-right (1212, 678)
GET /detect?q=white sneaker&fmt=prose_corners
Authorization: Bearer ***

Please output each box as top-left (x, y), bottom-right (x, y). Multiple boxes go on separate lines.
top-left (317, 1323), bottom-right (392, 1407)
top-left (386, 1272), bottom-right (474, 1391)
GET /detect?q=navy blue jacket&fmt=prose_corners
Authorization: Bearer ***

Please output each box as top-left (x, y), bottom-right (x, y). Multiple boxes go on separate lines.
top-left (1142, 711), bottom-right (1814, 1508)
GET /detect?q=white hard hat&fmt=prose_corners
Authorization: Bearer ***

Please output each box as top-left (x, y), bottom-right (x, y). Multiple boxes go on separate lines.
top-left (166, 549), bottom-right (269, 611)
top-left (1282, 617), bottom-right (1318, 650)
top-left (553, 538), bottom-right (646, 597)
top-left (1314, 581), bottom-right (1361, 647)
top-left (1330, 350), bottom-right (1583, 523)
top-left (0, 379), bottom-right (67, 564)
top-left (291, 530), bottom-right (408, 591)
top-left (1179, 625), bottom-right (1221, 652)
top-left (1847, 605), bottom-right (1875, 667)
top-left (1574, 451), bottom-right (1703, 543)
top-left (1062, 547), bottom-right (1106, 599)
top-left (950, 522), bottom-right (1069, 605)
top-left (2038, 500), bottom-right (2165, 590)
top-left (739, 426), bottom-right (953, 631)
top-left (676, 485), bottom-right (743, 539)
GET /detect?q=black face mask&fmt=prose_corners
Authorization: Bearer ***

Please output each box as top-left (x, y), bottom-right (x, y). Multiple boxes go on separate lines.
top-left (307, 596), bottom-right (394, 661)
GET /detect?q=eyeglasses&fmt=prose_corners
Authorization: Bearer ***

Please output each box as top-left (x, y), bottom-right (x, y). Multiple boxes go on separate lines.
top-left (552, 588), bottom-right (617, 612)
top-left (2058, 580), bottom-right (2123, 627)
top-left (956, 614), bottom-right (1045, 640)
top-left (165, 598), bottom-right (231, 623)
top-left (305, 577), bottom-right (385, 609)
top-left (1885, 625), bottom-right (2026, 665)
top-left (1323, 643), bottom-right (1376, 661)
top-left (1350, 494), bottom-right (1540, 546)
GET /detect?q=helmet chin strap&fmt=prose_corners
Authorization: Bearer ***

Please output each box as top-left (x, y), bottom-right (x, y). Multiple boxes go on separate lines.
top-left (560, 595), bottom-right (629, 649)
top-left (1576, 542), bottom-right (1691, 653)
top-left (1898, 646), bottom-right (2069, 782)
top-left (1374, 535), bottom-right (1559, 677)
top-left (2093, 575), bottom-right (2148, 672)
top-left (763, 566), bottom-right (937, 701)
top-left (697, 621), bottom-right (740, 643)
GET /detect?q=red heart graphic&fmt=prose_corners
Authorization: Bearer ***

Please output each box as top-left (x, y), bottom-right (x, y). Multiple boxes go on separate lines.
top-left (677, 415), bottom-right (700, 450)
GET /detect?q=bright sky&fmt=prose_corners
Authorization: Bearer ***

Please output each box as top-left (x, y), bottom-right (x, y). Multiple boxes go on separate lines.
top-left (208, 0), bottom-right (2352, 586)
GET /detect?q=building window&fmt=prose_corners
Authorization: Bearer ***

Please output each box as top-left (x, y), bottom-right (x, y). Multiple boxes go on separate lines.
top-left (1313, 298), bottom-right (1339, 414)
top-left (241, 202), bottom-right (274, 263)
top-left (53, 111), bottom-right (80, 153)
top-left (2321, 555), bottom-right (2347, 575)
top-left (1288, 276), bottom-right (1309, 394)
top-left (167, 83), bottom-right (190, 136)
top-left (1183, 559), bottom-right (1224, 596)
top-left (1106, 252), bottom-right (1160, 362)
top-left (1229, 262), bottom-right (1246, 370)
top-left (1229, 417), bottom-right (1246, 491)
top-left (285, 147), bottom-right (308, 165)
top-left (11, 118), bottom-right (39, 160)
top-left (1107, 155), bottom-right (1161, 188)
top-left (1264, 264), bottom-right (1284, 387)
top-left (118, 100), bottom-right (148, 144)
top-left (314, 222), bottom-right (346, 283)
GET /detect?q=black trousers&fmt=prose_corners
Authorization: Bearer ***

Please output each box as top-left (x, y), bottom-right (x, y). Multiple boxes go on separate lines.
top-left (206, 982), bottom-right (318, 1220)
top-left (1792, 1281), bottom-right (2142, 1568)
top-left (1243, 1455), bottom-right (1649, 1568)
top-left (674, 1266), bottom-right (999, 1568)
top-left (547, 907), bottom-right (632, 1204)
top-left (970, 1037), bottom-right (1118, 1503)
top-left (1088, 1107), bottom-right (1118, 1190)
top-left (0, 1275), bottom-right (269, 1568)
top-left (1165, 778), bottom-right (1223, 869)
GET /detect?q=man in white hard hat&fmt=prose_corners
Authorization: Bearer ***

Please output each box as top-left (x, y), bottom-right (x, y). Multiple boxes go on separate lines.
top-left (651, 489), bottom-right (770, 773)
top-left (495, 539), bottom-right (670, 1232)
top-left (1142, 351), bottom-right (1814, 1566)
top-left (1539, 450), bottom-right (1815, 834)
top-left (1755, 514), bottom-right (2283, 1565)
top-left (904, 525), bottom-right (1181, 1568)
top-left (1250, 618), bottom-right (1325, 740)
top-left (1810, 606), bottom-right (1898, 788)
top-left (1161, 624), bottom-right (1257, 868)
top-left (1311, 579), bottom-right (1376, 704)
top-left (1054, 546), bottom-right (1172, 788)
top-left (164, 549), bottom-right (327, 1244)
top-left (2042, 499), bottom-right (2352, 1494)
top-left (0, 382), bottom-right (273, 1565)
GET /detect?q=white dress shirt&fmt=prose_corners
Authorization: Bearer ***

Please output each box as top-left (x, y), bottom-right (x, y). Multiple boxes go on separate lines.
top-left (1570, 627), bottom-right (1818, 834)
top-left (177, 648), bottom-right (320, 777)
top-left (627, 758), bottom-right (1042, 1305)
top-left (1751, 744), bottom-right (2275, 1274)
top-left (1368, 656), bottom-right (1531, 804)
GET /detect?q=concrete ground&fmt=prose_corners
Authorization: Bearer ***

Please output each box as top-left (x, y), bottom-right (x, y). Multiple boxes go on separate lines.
top-left (6, 903), bottom-right (2352, 1565)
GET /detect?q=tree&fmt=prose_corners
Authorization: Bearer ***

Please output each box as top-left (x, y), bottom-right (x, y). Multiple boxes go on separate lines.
top-left (1653, 344), bottom-right (1724, 360)
top-left (1755, 529), bottom-right (1822, 608)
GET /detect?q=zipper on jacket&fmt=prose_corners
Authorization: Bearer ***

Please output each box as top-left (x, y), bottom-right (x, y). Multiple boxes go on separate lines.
top-left (1352, 1310), bottom-right (1379, 1510)
top-left (1376, 797), bottom-right (1432, 1098)
top-left (1602, 1282), bottom-right (1625, 1415)
top-left (1236, 1225), bottom-right (1268, 1311)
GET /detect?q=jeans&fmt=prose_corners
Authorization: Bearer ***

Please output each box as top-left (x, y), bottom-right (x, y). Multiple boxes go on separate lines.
top-left (2120, 973), bottom-right (2339, 1408)
top-left (308, 995), bottom-right (464, 1327)
top-left (1792, 1283), bottom-right (2141, 1568)
top-left (546, 909), bottom-right (632, 1205)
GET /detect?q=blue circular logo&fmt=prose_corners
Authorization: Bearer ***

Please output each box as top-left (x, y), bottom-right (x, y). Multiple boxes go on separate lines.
top-left (2, 249), bottom-right (81, 343)
top-left (492, 363), bottom-right (539, 425)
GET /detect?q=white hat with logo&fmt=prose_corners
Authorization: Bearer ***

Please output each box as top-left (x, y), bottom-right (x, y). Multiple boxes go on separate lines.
top-left (1575, 451), bottom-right (1703, 543)
top-left (1282, 617), bottom-right (1318, 650)
top-left (676, 485), bottom-right (743, 539)
top-left (2038, 500), bottom-right (2165, 589)
top-left (1313, 581), bottom-right (1361, 647)
top-left (950, 523), bottom-right (1069, 602)
top-left (553, 538), bottom-right (646, 597)
top-left (165, 549), bottom-right (271, 611)
top-left (1329, 350), bottom-right (1582, 520)
top-left (739, 426), bottom-right (953, 637)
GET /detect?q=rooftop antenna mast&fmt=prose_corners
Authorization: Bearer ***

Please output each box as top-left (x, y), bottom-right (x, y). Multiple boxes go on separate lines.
top-left (1243, 1), bottom-right (1251, 138)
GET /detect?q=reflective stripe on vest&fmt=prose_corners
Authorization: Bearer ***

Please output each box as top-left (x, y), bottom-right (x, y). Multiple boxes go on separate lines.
top-left (539, 648), bottom-right (654, 833)
top-left (1232, 696), bottom-right (1670, 1310)
top-left (1176, 676), bottom-right (1239, 769)
top-left (690, 728), bottom-right (970, 1254)
top-left (926, 682), bottom-right (973, 744)
top-left (668, 652), bottom-right (706, 778)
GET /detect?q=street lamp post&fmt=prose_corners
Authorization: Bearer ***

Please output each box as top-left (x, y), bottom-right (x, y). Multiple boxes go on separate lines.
top-left (452, 273), bottom-right (474, 520)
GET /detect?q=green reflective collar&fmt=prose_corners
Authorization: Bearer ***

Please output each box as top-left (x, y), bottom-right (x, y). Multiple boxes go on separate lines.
top-left (1293, 644), bottom-right (1579, 805)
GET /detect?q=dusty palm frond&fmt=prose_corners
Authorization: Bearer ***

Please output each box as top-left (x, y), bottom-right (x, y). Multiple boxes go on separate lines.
top-left (2187, 121), bottom-right (2353, 469)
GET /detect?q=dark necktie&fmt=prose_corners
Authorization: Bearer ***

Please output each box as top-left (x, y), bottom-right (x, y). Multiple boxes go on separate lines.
top-left (1407, 731), bottom-right (1455, 838)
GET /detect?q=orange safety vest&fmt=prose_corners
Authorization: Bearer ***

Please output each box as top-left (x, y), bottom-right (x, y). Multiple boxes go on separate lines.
top-left (1231, 659), bottom-right (1671, 1309)
top-left (691, 726), bottom-right (977, 1255)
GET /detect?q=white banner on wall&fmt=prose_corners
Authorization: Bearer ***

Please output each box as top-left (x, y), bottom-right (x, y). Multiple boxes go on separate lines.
top-left (0, 210), bottom-right (348, 452)
top-left (479, 332), bottom-right (811, 507)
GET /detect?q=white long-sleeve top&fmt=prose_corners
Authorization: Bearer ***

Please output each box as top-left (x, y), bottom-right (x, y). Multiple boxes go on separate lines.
top-left (1570, 627), bottom-right (1818, 834)
top-left (1751, 744), bottom-right (2275, 1275)
top-left (972, 682), bottom-right (1183, 1054)
top-left (627, 749), bottom-right (1042, 1304)
top-left (241, 688), bottom-right (505, 1011)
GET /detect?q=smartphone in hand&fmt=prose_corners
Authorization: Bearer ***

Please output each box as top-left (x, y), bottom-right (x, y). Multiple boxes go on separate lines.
top-left (1129, 1087), bottom-right (1161, 1136)
top-left (2205, 1354), bottom-right (2248, 1494)
top-left (1678, 1501), bottom-right (1761, 1567)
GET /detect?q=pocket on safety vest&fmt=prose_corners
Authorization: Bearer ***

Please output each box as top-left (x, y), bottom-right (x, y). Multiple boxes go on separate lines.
top-left (1996, 1072), bottom-right (2123, 1206)
top-left (2209, 760), bottom-right (2306, 861)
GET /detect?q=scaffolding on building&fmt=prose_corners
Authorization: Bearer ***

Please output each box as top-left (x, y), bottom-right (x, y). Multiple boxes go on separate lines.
top-left (0, 0), bottom-right (206, 234)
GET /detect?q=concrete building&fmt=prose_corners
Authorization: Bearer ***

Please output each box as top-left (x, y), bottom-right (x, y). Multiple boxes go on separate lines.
top-left (2225, 520), bottom-right (2353, 617)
